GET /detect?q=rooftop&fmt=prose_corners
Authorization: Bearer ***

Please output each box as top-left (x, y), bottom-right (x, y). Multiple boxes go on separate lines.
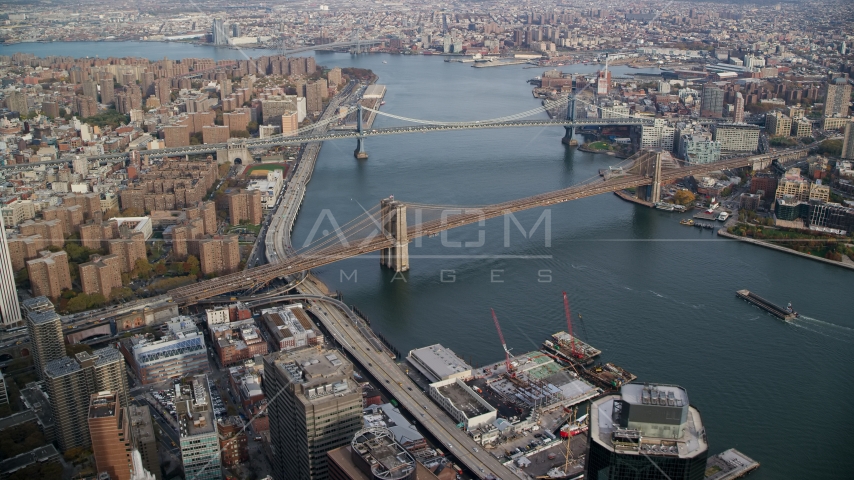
top-left (26, 310), bottom-right (60, 326)
top-left (176, 375), bottom-right (216, 437)
top-left (127, 404), bottom-right (156, 446)
top-left (268, 347), bottom-right (354, 400)
top-left (437, 381), bottom-right (492, 418)
top-left (351, 427), bottom-right (416, 480)
top-left (88, 391), bottom-right (119, 419)
top-left (407, 344), bottom-right (472, 381)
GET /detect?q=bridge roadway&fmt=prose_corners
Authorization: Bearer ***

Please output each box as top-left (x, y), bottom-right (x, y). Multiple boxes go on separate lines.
top-left (169, 145), bottom-right (820, 305)
top-left (0, 117), bottom-right (651, 172)
top-left (288, 277), bottom-right (518, 480)
top-left (281, 39), bottom-right (385, 55)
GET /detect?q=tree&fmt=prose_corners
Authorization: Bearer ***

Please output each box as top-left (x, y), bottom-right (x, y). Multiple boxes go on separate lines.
top-left (154, 262), bottom-right (167, 276)
top-left (66, 295), bottom-right (89, 313)
top-left (190, 132), bottom-right (203, 145)
top-left (246, 121), bottom-right (259, 134)
top-left (231, 129), bottom-right (250, 138)
top-left (133, 258), bottom-right (153, 280)
top-left (673, 189), bottom-right (696, 206)
top-left (818, 139), bottom-right (843, 157)
top-left (184, 255), bottom-right (201, 277)
top-left (14, 268), bottom-right (28, 289)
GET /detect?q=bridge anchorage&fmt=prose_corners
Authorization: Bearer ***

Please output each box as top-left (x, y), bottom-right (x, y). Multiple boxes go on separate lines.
top-left (561, 95), bottom-right (579, 146)
top-left (379, 196), bottom-right (409, 272)
top-left (354, 104), bottom-right (368, 159)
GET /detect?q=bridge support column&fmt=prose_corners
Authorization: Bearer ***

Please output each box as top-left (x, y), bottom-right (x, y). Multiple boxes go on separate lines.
top-left (354, 104), bottom-right (368, 159)
top-left (561, 95), bottom-right (578, 146)
top-left (636, 150), bottom-right (663, 203)
top-left (380, 197), bottom-right (409, 272)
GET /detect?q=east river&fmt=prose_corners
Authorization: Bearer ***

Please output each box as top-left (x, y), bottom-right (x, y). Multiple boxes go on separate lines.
top-left (4, 42), bottom-right (853, 479)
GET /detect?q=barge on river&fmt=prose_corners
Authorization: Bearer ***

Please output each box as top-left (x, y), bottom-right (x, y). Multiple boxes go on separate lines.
top-left (736, 289), bottom-right (798, 322)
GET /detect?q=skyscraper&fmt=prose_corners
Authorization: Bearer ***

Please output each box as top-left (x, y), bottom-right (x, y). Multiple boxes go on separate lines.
top-left (176, 375), bottom-right (221, 480)
top-left (89, 391), bottom-right (133, 480)
top-left (825, 79), bottom-right (852, 117)
top-left (128, 404), bottom-right (162, 480)
top-left (842, 122), bottom-right (854, 160)
top-left (585, 384), bottom-right (708, 480)
top-left (0, 212), bottom-right (22, 329)
top-left (212, 18), bottom-right (228, 45)
top-left (23, 297), bottom-right (64, 379)
top-left (263, 347), bottom-right (362, 480)
top-left (44, 347), bottom-right (129, 451)
top-left (733, 92), bottom-right (745, 124)
top-left (700, 85), bottom-right (724, 118)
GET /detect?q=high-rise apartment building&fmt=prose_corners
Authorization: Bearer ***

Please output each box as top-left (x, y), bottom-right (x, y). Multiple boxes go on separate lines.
top-left (640, 119), bottom-right (676, 151)
top-left (263, 347), bottom-right (363, 480)
top-left (825, 79), bottom-right (851, 117)
top-left (0, 213), bottom-right (22, 328)
top-left (700, 85), bottom-right (724, 118)
top-left (305, 82), bottom-right (324, 115)
top-left (5, 91), bottom-right (28, 114)
top-left (712, 124), bottom-right (760, 152)
top-left (733, 92), bottom-right (745, 123)
top-left (281, 111), bottom-right (299, 137)
top-left (212, 18), bottom-right (228, 46)
top-left (766, 111), bottom-right (792, 137)
top-left (327, 67), bottom-right (343, 87)
top-left (585, 384), bottom-right (708, 480)
top-left (162, 125), bottom-right (190, 148)
top-left (199, 235), bottom-right (240, 276)
top-left (99, 77), bottom-right (116, 106)
top-left (128, 404), bottom-right (162, 480)
top-left (82, 80), bottom-right (99, 102)
top-left (177, 375), bottom-right (222, 480)
top-left (154, 78), bottom-right (171, 106)
top-left (202, 125), bottom-right (231, 144)
top-left (108, 232), bottom-right (146, 273)
top-left (24, 298), bottom-right (64, 379)
top-left (227, 189), bottom-right (262, 225)
top-left (44, 347), bottom-right (129, 451)
top-left (842, 123), bottom-right (854, 160)
top-left (89, 391), bottom-right (133, 480)
top-left (75, 95), bottom-right (98, 118)
top-left (27, 250), bottom-right (71, 300)
top-left (79, 254), bottom-right (123, 299)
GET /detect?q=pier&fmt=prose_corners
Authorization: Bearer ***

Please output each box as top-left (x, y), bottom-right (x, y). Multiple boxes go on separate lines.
top-left (705, 449), bottom-right (760, 480)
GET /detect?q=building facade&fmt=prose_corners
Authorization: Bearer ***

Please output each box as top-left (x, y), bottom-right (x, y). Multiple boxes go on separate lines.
top-left (177, 375), bottom-right (222, 480)
top-left (0, 213), bottom-right (22, 328)
top-left (27, 250), bottom-right (71, 300)
top-left (24, 301), bottom-right (65, 380)
top-left (712, 124), bottom-right (760, 152)
top-left (88, 391), bottom-right (133, 480)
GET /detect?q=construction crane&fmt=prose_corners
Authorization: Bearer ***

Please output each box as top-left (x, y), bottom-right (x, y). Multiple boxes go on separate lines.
top-left (491, 308), bottom-right (513, 376)
top-left (563, 292), bottom-right (582, 360)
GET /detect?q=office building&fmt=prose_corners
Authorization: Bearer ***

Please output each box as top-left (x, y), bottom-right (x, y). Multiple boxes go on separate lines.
top-left (825, 79), bottom-right (851, 117)
top-left (842, 123), bottom-right (854, 160)
top-left (119, 317), bottom-right (208, 385)
top-left (24, 301), bottom-right (65, 380)
top-left (263, 347), bottom-right (362, 480)
top-left (27, 250), bottom-right (71, 300)
top-left (585, 384), bottom-right (708, 480)
top-left (44, 347), bottom-right (129, 451)
top-left (260, 305), bottom-right (324, 351)
top-left (198, 235), bottom-right (240, 276)
top-left (733, 92), bottom-right (745, 123)
top-left (712, 124), bottom-right (760, 153)
top-left (210, 319), bottom-right (268, 366)
top-left (765, 111), bottom-right (792, 137)
top-left (750, 174), bottom-right (778, 199)
top-left (128, 404), bottom-right (162, 480)
top-left (700, 85), bottom-right (724, 118)
top-left (177, 375), bottom-right (222, 480)
top-left (89, 391), bottom-right (133, 480)
top-left (0, 213), bottom-right (22, 329)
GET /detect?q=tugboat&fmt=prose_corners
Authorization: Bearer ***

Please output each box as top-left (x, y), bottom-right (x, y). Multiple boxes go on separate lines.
top-left (786, 302), bottom-right (799, 318)
top-left (679, 219), bottom-right (694, 226)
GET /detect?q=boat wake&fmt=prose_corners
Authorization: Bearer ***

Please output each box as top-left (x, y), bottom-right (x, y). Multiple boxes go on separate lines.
top-left (649, 291), bottom-right (664, 298)
top-left (789, 321), bottom-right (853, 343)
top-left (795, 316), bottom-right (854, 336)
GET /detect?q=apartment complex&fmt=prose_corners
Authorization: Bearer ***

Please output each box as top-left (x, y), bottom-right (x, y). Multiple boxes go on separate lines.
top-left (824, 79), bottom-right (851, 117)
top-left (177, 375), bottom-right (222, 480)
top-left (79, 254), bottom-right (123, 299)
top-left (263, 347), bottom-right (362, 480)
top-left (27, 250), bottom-right (72, 300)
top-left (119, 158), bottom-right (218, 213)
top-left (199, 235), bottom-right (241, 276)
top-left (712, 123), bottom-right (760, 152)
top-left (227, 189), bottom-right (262, 225)
top-left (765, 111), bottom-right (792, 137)
top-left (43, 347), bottom-right (129, 451)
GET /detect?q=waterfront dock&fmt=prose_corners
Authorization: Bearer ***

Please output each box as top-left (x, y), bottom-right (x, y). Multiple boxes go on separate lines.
top-left (736, 289), bottom-right (797, 321)
top-left (472, 59), bottom-right (530, 68)
top-left (704, 449), bottom-right (760, 480)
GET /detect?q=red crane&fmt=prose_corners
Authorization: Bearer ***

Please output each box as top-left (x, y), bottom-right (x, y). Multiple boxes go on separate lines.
top-left (563, 292), bottom-right (579, 358)
top-left (491, 308), bottom-right (513, 374)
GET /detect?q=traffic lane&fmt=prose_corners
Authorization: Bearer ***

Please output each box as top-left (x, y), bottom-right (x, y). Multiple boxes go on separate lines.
top-left (304, 287), bottom-right (512, 479)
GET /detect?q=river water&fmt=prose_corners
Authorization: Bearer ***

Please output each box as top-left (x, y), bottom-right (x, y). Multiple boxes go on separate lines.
top-left (4, 42), bottom-right (852, 479)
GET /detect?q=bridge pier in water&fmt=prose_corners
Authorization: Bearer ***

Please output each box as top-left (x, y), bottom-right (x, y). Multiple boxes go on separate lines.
top-left (633, 150), bottom-right (664, 203)
top-left (561, 95), bottom-right (578, 146)
top-left (379, 197), bottom-right (409, 272)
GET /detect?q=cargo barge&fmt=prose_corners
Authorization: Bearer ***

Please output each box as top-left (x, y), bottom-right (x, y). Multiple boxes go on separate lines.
top-left (736, 289), bottom-right (798, 321)
top-left (581, 362), bottom-right (637, 391)
top-left (543, 331), bottom-right (601, 367)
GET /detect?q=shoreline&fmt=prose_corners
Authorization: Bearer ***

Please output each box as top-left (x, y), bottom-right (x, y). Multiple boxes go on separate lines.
top-left (717, 228), bottom-right (854, 272)
top-left (577, 143), bottom-right (630, 158)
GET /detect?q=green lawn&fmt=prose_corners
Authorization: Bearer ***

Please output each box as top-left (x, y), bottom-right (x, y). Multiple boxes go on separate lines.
top-left (588, 141), bottom-right (610, 150)
top-left (228, 223), bottom-right (262, 235)
top-left (244, 163), bottom-right (286, 177)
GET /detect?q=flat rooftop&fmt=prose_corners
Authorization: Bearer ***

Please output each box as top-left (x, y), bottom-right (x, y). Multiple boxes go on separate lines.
top-left (128, 404), bottom-right (156, 446)
top-left (407, 344), bottom-right (472, 381)
top-left (176, 375), bottom-right (216, 437)
top-left (437, 382), bottom-right (491, 418)
top-left (89, 392), bottom-right (119, 419)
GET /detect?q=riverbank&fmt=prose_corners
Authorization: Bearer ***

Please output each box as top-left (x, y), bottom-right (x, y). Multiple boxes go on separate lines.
top-left (717, 228), bottom-right (854, 271)
top-left (577, 142), bottom-right (630, 158)
top-left (614, 190), bottom-right (654, 208)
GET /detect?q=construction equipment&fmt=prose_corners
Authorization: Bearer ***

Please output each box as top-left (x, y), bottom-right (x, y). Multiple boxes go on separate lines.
top-left (491, 308), bottom-right (513, 376)
top-left (562, 292), bottom-right (582, 360)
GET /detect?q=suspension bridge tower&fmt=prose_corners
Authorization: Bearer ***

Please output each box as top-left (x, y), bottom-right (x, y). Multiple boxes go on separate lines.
top-left (561, 95), bottom-right (578, 146)
top-left (379, 196), bottom-right (409, 272)
top-left (354, 104), bottom-right (368, 159)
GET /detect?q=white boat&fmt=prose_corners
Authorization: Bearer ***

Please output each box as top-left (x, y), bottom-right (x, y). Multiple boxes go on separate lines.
top-left (717, 211), bottom-right (730, 221)
top-left (382, 60), bottom-right (388, 64)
